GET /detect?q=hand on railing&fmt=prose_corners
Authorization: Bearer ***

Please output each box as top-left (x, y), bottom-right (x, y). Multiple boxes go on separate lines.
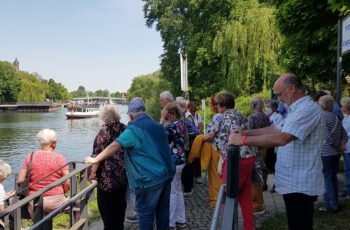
top-left (84, 157), bottom-right (97, 164)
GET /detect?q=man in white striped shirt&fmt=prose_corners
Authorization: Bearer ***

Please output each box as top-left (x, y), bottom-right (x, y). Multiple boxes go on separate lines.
top-left (229, 73), bottom-right (325, 230)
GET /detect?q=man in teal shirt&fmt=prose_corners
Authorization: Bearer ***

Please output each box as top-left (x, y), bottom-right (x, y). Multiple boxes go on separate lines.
top-left (85, 97), bottom-right (175, 230)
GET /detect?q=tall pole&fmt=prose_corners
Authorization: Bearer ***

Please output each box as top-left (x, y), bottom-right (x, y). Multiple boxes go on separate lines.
top-left (336, 20), bottom-right (342, 104)
top-left (180, 52), bottom-right (189, 100)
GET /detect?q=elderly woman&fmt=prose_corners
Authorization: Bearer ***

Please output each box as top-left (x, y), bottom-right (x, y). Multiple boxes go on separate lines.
top-left (0, 161), bottom-right (12, 212)
top-left (186, 101), bottom-right (204, 184)
top-left (216, 92), bottom-right (256, 230)
top-left (17, 129), bottom-right (70, 216)
top-left (173, 98), bottom-right (200, 196)
top-left (188, 96), bottom-right (223, 206)
top-left (247, 97), bottom-right (270, 215)
top-left (164, 102), bottom-right (187, 229)
top-left (318, 95), bottom-right (347, 212)
top-left (89, 105), bottom-right (127, 230)
top-left (341, 97), bottom-right (350, 199)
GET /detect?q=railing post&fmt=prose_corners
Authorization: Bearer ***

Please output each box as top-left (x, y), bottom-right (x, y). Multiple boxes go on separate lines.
top-left (33, 195), bottom-right (52, 230)
top-left (70, 162), bottom-right (78, 227)
top-left (221, 145), bottom-right (240, 230)
top-left (79, 167), bottom-right (89, 230)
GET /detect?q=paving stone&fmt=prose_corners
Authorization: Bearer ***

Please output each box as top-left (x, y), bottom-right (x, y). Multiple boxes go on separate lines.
top-left (90, 173), bottom-right (347, 229)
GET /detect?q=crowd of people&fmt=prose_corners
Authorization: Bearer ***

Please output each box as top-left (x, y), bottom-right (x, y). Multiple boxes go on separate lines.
top-left (1, 72), bottom-right (350, 230)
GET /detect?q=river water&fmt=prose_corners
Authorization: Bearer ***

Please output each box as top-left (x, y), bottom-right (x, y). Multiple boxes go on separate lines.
top-left (0, 104), bottom-right (129, 190)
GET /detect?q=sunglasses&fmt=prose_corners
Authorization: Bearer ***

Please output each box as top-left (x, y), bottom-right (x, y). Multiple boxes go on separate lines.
top-left (168, 111), bottom-right (175, 116)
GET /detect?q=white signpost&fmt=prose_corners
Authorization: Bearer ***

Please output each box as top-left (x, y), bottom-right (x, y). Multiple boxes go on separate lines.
top-left (336, 14), bottom-right (350, 103)
top-left (342, 15), bottom-right (350, 55)
top-left (180, 53), bottom-right (188, 92)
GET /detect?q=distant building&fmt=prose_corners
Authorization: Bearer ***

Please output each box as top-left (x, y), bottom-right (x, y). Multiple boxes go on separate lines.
top-left (121, 92), bottom-right (127, 98)
top-left (13, 58), bottom-right (19, 70)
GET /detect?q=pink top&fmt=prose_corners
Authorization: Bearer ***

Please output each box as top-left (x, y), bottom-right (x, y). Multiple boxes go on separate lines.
top-left (22, 150), bottom-right (68, 196)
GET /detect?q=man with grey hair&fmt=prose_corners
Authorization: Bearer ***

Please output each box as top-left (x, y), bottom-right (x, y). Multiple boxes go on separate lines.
top-left (85, 97), bottom-right (175, 230)
top-left (159, 91), bottom-right (174, 108)
top-left (160, 91), bottom-right (175, 126)
top-left (229, 73), bottom-right (325, 230)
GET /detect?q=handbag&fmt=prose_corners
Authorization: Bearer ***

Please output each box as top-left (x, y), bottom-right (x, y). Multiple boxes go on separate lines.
top-left (17, 152), bottom-right (34, 197)
top-left (252, 158), bottom-right (267, 185)
top-left (17, 152), bottom-right (34, 219)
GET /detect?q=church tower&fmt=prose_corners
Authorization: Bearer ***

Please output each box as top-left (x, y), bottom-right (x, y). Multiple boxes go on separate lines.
top-left (13, 58), bottom-right (19, 70)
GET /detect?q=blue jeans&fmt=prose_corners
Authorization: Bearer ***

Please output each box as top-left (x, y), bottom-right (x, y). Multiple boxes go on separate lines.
top-left (134, 180), bottom-right (172, 230)
top-left (321, 155), bottom-right (340, 210)
top-left (344, 152), bottom-right (350, 196)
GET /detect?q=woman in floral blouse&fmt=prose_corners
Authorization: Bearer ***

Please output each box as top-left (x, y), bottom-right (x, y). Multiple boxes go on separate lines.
top-left (215, 92), bottom-right (256, 230)
top-left (164, 102), bottom-right (187, 229)
top-left (89, 105), bottom-right (127, 230)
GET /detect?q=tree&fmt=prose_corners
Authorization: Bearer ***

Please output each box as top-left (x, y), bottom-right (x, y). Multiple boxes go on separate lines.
top-left (213, 0), bottom-right (282, 95)
top-left (17, 72), bottom-right (49, 102)
top-left (0, 61), bottom-right (21, 102)
top-left (143, 0), bottom-right (234, 100)
top-left (128, 71), bottom-right (170, 119)
top-left (111, 91), bottom-right (121, 97)
top-left (45, 79), bottom-right (72, 102)
top-left (273, 0), bottom-right (350, 92)
top-left (94, 89), bottom-right (109, 97)
top-left (70, 86), bottom-right (87, 98)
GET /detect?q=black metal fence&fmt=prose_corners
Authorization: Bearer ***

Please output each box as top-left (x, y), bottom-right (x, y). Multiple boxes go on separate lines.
top-left (0, 162), bottom-right (97, 230)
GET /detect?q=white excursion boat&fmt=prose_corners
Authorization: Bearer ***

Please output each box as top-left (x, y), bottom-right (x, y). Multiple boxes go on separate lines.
top-left (65, 105), bottom-right (101, 119)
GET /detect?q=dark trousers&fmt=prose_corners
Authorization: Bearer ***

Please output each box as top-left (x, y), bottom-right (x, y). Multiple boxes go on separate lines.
top-left (97, 186), bottom-right (127, 230)
top-left (181, 162), bottom-right (194, 192)
top-left (193, 158), bottom-right (202, 178)
top-left (283, 193), bottom-right (317, 230)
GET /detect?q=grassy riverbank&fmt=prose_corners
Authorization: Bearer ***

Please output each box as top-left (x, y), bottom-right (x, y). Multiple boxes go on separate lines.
top-left (259, 199), bottom-right (350, 230)
top-left (52, 197), bottom-right (100, 229)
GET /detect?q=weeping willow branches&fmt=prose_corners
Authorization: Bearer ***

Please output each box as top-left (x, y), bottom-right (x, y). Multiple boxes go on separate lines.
top-left (213, 0), bottom-right (282, 94)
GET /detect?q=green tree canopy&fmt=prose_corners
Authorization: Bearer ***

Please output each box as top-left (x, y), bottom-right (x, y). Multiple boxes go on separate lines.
top-left (273, 0), bottom-right (350, 92)
top-left (0, 61), bottom-right (21, 102)
top-left (17, 72), bottom-right (49, 102)
top-left (213, 0), bottom-right (282, 95)
top-left (47, 78), bottom-right (72, 102)
top-left (71, 86), bottom-right (87, 98)
top-left (94, 89), bottom-right (109, 97)
top-left (143, 0), bottom-right (234, 100)
top-left (128, 71), bottom-right (170, 119)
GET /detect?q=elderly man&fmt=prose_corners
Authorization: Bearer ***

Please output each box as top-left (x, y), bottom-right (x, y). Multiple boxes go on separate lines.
top-left (84, 97), bottom-right (175, 230)
top-left (160, 91), bottom-right (175, 126)
top-left (229, 73), bottom-right (324, 230)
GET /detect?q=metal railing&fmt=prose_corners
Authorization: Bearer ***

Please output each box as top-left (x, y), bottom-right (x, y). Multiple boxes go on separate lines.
top-left (210, 145), bottom-right (240, 230)
top-left (0, 162), bottom-right (97, 230)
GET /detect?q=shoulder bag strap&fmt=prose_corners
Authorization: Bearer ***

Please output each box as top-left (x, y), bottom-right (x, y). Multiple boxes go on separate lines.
top-left (25, 152), bottom-right (35, 180)
top-left (330, 116), bottom-right (339, 134)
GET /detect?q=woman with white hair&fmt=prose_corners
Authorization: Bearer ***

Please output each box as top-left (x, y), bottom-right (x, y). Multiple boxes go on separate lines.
top-left (341, 97), bottom-right (350, 199)
top-left (89, 105), bottom-right (128, 230)
top-left (318, 95), bottom-right (347, 212)
top-left (0, 161), bottom-right (12, 211)
top-left (17, 128), bottom-right (70, 216)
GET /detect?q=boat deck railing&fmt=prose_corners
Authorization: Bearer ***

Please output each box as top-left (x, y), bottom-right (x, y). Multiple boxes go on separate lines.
top-left (0, 162), bottom-right (96, 230)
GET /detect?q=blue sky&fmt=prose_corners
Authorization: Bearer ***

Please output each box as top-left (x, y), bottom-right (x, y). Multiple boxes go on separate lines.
top-left (0, 0), bottom-right (163, 93)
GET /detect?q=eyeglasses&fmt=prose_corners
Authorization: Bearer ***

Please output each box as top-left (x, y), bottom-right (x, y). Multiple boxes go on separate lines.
top-left (274, 86), bottom-right (289, 98)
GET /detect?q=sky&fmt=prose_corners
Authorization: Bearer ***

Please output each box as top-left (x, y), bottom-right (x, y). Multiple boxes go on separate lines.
top-left (0, 0), bottom-right (163, 93)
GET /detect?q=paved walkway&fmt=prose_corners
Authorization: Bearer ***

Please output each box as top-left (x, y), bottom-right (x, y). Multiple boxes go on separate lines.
top-left (89, 172), bottom-right (348, 229)
top-left (89, 174), bottom-right (287, 230)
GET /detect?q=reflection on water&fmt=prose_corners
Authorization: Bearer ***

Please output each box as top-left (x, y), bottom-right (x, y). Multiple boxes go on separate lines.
top-left (0, 104), bottom-right (129, 190)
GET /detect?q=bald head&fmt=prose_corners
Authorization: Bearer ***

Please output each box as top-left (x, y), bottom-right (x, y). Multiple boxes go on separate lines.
top-left (273, 73), bottom-right (305, 105)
